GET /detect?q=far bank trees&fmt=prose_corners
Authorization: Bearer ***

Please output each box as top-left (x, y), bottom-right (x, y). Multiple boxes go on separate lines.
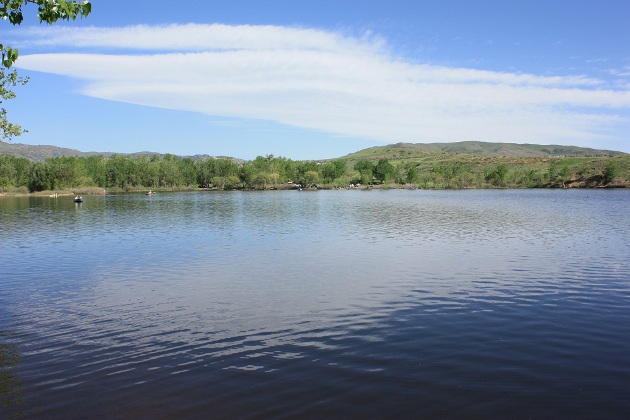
top-left (0, 153), bottom-right (627, 193)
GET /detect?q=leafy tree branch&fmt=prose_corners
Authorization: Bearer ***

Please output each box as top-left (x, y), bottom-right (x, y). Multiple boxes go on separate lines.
top-left (1, 0), bottom-right (91, 139)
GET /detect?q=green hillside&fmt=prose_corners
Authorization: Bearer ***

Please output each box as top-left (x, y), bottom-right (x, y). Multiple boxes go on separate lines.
top-left (341, 142), bottom-right (628, 189)
top-left (343, 141), bottom-right (625, 162)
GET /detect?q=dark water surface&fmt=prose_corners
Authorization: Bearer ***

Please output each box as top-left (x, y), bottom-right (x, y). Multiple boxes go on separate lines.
top-left (1, 189), bottom-right (629, 419)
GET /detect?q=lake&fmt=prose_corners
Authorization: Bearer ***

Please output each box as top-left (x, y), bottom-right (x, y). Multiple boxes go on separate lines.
top-left (1, 189), bottom-right (629, 418)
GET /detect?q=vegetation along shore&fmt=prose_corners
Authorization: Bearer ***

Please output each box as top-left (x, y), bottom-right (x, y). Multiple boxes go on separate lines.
top-left (0, 141), bottom-right (628, 195)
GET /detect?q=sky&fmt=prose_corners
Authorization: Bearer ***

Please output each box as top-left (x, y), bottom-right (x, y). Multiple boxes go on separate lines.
top-left (5, 0), bottom-right (630, 160)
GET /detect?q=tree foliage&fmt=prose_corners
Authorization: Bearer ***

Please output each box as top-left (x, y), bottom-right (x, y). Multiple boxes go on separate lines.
top-left (0, 152), bottom-right (628, 193)
top-left (603, 161), bottom-right (619, 184)
top-left (0, 68), bottom-right (28, 138)
top-left (374, 158), bottom-right (395, 183)
top-left (354, 159), bottom-right (374, 185)
top-left (1, 0), bottom-right (92, 139)
top-left (485, 163), bottom-right (509, 187)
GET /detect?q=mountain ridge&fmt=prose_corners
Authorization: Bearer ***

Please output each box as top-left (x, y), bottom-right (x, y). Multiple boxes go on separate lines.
top-left (342, 141), bottom-right (625, 160)
top-left (0, 140), bottom-right (626, 162)
top-left (0, 142), bottom-right (234, 162)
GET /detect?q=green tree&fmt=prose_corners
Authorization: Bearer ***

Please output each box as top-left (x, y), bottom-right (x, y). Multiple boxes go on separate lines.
top-left (212, 175), bottom-right (240, 190)
top-left (105, 155), bottom-right (134, 188)
top-left (178, 157), bottom-right (197, 186)
top-left (520, 168), bottom-right (543, 187)
top-left (214, 158), bottom-right (239, 178)
top-left (47, 156), bottom-right (79, 187)
top-left (400, 162), bottom-right (419, 185)
top-left (157, 156), bottom-right (179, 187)
top-left (603, 161), bottom-right (619, 184)
top-left (485, 163), bottom-right (509, 187)
top-left (239, 161), bottom-right (256, 188)
top-left (303, 170), bottom-right (320, 186)
top-left (249, 172), bottom-right (269, 189)
top-left (275, 156), bottom-right (295, 182)
top-left (250, 155), bottom-right (272, 173)
top-left (320, 162), bottom-right (336, 184)
top-left (374, 158), bottom-right (395, 184)
top-left (293, 161), bottom-right (318, 186)
top-left (321, 159), bottom-right (347, 184)
top-left (27, 161), bottom-right (52, 191)
top-left (354, 159), bottom-right (374, 185)
top-left (0, 68), bottom-right (28, 139)
top-left (1, 0), bottom-right (92, 139)
top-left (0, 154), bottom-right (17, 187)
top-left (196, 159), bottom-right (216, 188)
top-left (267, 172), bottom-right (280, 188)
top-left (434, 162), bottom-right (465, 188)
top-left (0, 154), bottom-right (30, 187)
top-left (79, 154), bottom-right (106, 187)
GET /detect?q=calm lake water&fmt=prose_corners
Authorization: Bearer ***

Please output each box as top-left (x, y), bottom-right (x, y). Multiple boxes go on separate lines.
top-left (1, 189), bottom-right (629, 419)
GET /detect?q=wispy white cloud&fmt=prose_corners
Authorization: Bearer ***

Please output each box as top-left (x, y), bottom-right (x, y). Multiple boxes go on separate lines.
top-left (12, 24), bottom-right (630, 146)
top-left (12, 23), bottom-right (384, 54)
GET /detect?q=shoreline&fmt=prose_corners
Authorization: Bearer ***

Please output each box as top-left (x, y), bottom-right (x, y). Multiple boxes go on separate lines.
top-left (1, 183), bottom-right (627, 198)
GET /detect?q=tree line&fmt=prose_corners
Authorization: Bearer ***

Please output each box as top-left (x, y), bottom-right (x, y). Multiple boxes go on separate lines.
top-left (0, 153), bottom-right (352, 192)
top-left (0, 153), bottom-right (626, 193)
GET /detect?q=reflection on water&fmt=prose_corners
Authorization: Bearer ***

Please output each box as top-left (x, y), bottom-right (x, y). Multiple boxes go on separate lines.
top-left (1, 190), bottom-right (629, 418)
top-left (0, 341), bottom-right (23, 417)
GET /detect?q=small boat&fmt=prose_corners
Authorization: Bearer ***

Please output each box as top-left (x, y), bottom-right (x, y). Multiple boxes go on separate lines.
top-left (146, 190), bottom-right (156, 195)
top-left (74, 196), bottom-right (83, 203)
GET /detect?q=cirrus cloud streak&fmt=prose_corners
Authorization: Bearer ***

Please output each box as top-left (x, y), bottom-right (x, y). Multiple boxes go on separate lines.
top-left (13, 24), bottom-right (630, 146)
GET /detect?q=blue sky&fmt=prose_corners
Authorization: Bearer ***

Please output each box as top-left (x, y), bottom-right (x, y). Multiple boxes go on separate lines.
top-left (6, 0), bottom-right (630, 159)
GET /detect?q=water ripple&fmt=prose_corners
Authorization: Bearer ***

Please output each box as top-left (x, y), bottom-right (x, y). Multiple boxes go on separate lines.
top-left (1, 190), bottom-right (629, 418)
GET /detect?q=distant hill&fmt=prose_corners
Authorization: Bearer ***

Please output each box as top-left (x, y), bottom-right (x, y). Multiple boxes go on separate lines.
top-left (343, 141), bottom-right (626, 161)
top-left (0, 142), bottom-right (235, 162)
top-left (1, 140), bottom-right (625, 163)
top-left (0, 142), bottom-right (91, 161)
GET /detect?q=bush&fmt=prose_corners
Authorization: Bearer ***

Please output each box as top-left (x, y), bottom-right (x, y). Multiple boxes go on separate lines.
top-left (603, 162), bottom-right (619, 184)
